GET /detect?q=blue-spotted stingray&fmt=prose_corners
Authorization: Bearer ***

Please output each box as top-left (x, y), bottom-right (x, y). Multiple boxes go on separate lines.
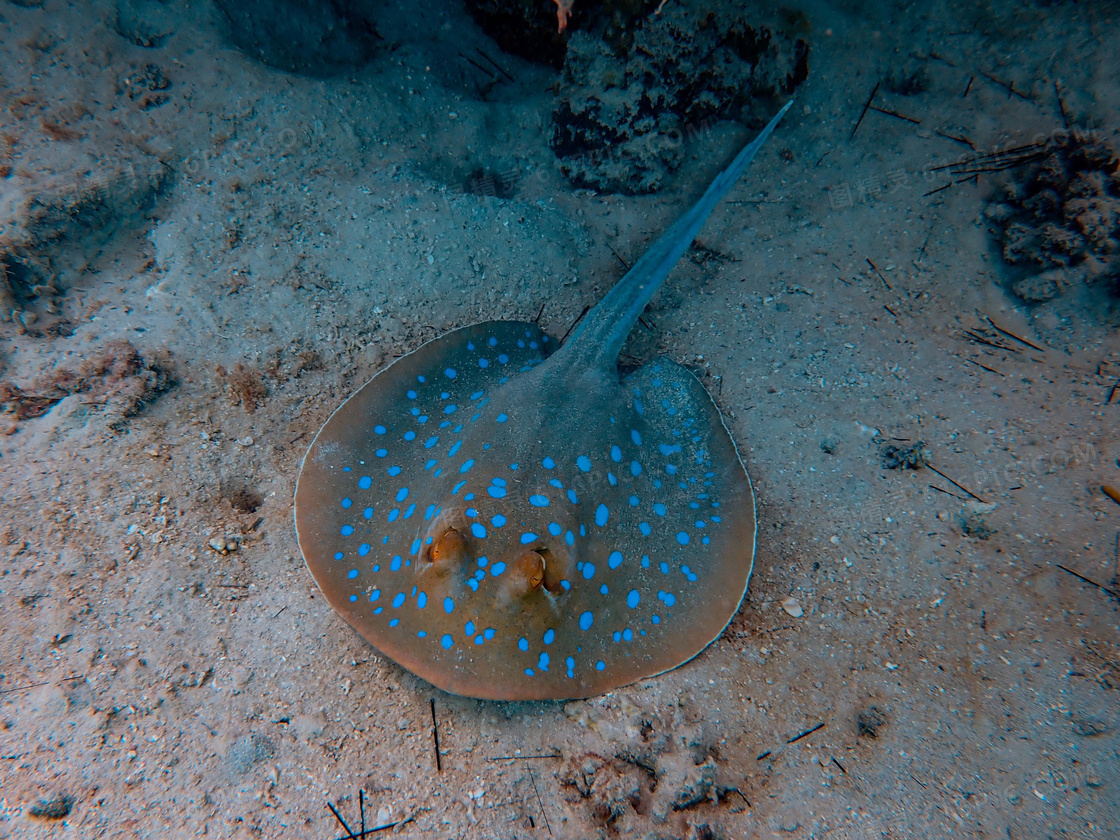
top-left (295, 102), bottom-right (791, 700)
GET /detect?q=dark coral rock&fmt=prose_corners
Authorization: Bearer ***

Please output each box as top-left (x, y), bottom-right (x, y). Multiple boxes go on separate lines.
top-left (551, 0), bottom-right (808, 194)
top-left (991, 130), bottom-right (1120, 304)
top-left (463, 0), bottom-right (572, 68)
top-left (214, 0), bottom-right (379, 77)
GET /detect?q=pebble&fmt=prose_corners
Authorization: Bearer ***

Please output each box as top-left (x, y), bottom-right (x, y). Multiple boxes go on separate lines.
top-left (238, 436), bottom-right (254, 446)
top-left (209, 536), bottom-right (240, 554)
top-left (781, 596), bottom-right (803, 617)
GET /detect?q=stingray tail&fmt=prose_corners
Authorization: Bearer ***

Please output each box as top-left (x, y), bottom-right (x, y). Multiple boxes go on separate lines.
top-left (559, 99), bottom-right (793, 373)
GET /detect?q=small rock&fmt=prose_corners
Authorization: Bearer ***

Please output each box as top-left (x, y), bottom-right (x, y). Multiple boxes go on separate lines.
top-left (781, 596), bottom-right (803, 618)
top-left (1011, 270), bottom-right (1062, 303)
top-left (879, 440), bottom-right (929, 470)
top-left (28, 792), bottom-right (75, 820)
top-left (958, 502), bottom-right (998, 540)
top-left (857, 705), bottom-right (887, 738)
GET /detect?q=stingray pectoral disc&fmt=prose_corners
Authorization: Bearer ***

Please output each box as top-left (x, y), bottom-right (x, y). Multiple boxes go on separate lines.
top-left (295, 321), bottom-right (756, 700)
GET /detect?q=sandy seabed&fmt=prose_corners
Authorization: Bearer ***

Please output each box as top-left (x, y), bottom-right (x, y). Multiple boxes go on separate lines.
top-left (0, 1), bottom-right (1117, 838)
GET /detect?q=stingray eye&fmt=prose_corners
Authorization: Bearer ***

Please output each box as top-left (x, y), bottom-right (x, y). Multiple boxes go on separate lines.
top-left (505, 550), bottom-right (546, 599)
top-left (429, 528), bottom-right (467, 572)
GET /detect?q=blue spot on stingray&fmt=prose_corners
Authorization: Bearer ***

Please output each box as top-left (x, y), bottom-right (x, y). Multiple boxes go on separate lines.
top-left (660, 561), bottom-right (670, 574)
top-left (579, 611), bottom-right (593, 631)
top-left (441, 634), bottom-right (454, 649)
top-left (375, 425), bottom-right (387, 435)
top-left (629, 495), bottom-right (639, 507)
top-left (444, 404), bottom-right (457, 414)
top-left (677, 531), bottom-right (690, 545)
top-left (477, 556), bottom-right (488, 568)
top-left (375, 448), bottom-right (387, 457)
top-left (631, 461), bottom-right (642, 477)
top-left (658, 591), bottom-right (676, 606)
top-left (641, 555), bottom-right (650, 568)
top-left (404, 503), bottom-right (415, 518)
top-left (404, 431), bottom-right (416, 441)
top-left (407, 390), bottom-right (417, 399)
top-left (359, 476), bottom-right (372, 489)
top-left (474, 635), bottom-right (484, 645)
top-left (565, 530), bottom-right (575, 546)
top-left (392, 593), bottom-right (406, 608)
top-left (608, 551), bottom-right (623, 569)
top-left (488, 336), bottom-right (498, 346)
top-left (490, 561), bottom-right (507, 576)
top-left (639, 522), bottom-right (651, 536)
top-left (388, 466), bottom-right (402, 477)
top-left (466, 507), bottom-right (477, 517)
top-left (548, 522), bottom-right (562, 537)
top-left (567, 489), bottom-right (579, 504)
top-left (388, 509), bottom-right (400, 523)
top-left (465, 621), bottom-right (476, 636)
top-left (653, 503), bottom-right (667, 516)
top-left (627, 590), bottom-right (640, 608)
top-left (470, 391), bottom-right (484, 401)
top-left (538, 653), bottom-right (549, 671)
top-left (340, 525), bottom-right (354, 536)
top-left (396, 487), bottom-right (409, 502)
top-left (544, 629), bottom-right (555, 645)
top-left (452, 480), bottom-right (466, 495)
top-left (600, 584), bottom-right (608, 594)
top-left (696, 520), bottom-right (706, 528)
top-left (390, 556), bottom-right (402, 571)
top-left (470, 523), bottom-right (486, 539)
top-left (488, 486), bottom-right (507, 498)
top-left (492, 477), bottom-right (507, 487)
top-left (595, 504), bottom-right (609, 526)
top-left (542, 457), bottom-right (556, 469)
top-left (370, 589), bottom-right (380, 602)
top-left (651, 615), bottom-right (661, 625)
top-left (340, 497), bottom-right (353, 510)
top-left (549, 478), bottom-right (563, 489)
top-left (577, 455), bottom-right (591, 471)
top-left (484, 628), bottom-right (495, 640)
top-left (445, 368), bottom-right (457, 379)
top-left (518, 637), bottom-right (529, 652)
top-left (417, 375), bottom-right (425, 383)
top-left (498, 354), bottom-right (509, 364)
top-left (634, 400), bottom-right (644, 416)
top-left (347, 569), bottom-right (358, 579)
top-left (479, 358), bottom-right (489, 368)
top-left (425, 459), bottom-right (437, 470)
top-left (666, 464), bottom-right (678, 475)
top-left (659, 443), bottom-right (682, 456)
top-left (424, 436), bottom-right (438, 449)
top-left (519, 533), bottom-right (538, 545)
top-left (459, 459), bottom-right (475, 474)
top-left (610, 445), bottom-right (621, 462)
top-left (608, 473), bottom-right (617, 486)
top-left (524, 668), bottom-right (534, 676)
top-left (496, 413), bottom-right (508, 423)
top-left (596, 660), bottom-right (606, 671)
top-left (702, 536), bottom-right (711, 544)
top-left (359, 543), bottom-right (370, 556)
top-left (417, 592), bottom-right (427, 609)
top-left (411, 539), bottom-right (421, 554)
top-left (509, 462), bottom-right (519, 470)
top-left (582, 563), bottom-right (596, 580)
top-left (631, 429), bottom-right (643, 445)
top-left (443, 597), bottom-right (455, 613)
top-left (467, 578), bottom-right (479, 591)
top-left (566, 657), bottom-right (575, 677)
top-left (529, 494), bottom-right (550, 508)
